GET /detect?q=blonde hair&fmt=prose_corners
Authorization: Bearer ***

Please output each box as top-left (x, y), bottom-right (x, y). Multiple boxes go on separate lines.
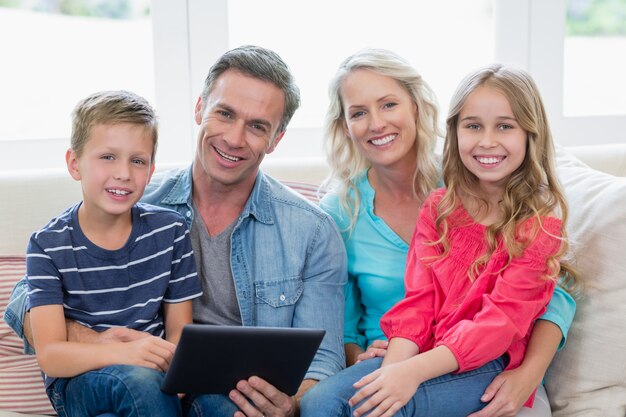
top-left (323, 49), bottom-right (440, 230)
top-left (438, 64), bottom-right (577, 290)
top-left (71, 90), bottom-right (158, 161)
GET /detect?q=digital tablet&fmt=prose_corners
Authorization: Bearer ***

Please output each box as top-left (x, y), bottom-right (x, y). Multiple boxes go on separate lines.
top-left (161, 324), bottom-right (325, 396)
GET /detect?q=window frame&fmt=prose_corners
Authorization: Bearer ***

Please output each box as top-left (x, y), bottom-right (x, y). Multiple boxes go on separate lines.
top-left (495, 0), bottom-right (625, 145)
top-left (154, 0), bottom-right (624, 151)
top-left (2, 0), bottom-right (622, 172)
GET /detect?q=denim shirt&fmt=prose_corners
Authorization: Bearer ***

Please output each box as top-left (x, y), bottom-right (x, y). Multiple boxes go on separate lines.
top-left (4, 166), bottom-right (347, 381)
top-left (144, 166), bottom-right (347, 380)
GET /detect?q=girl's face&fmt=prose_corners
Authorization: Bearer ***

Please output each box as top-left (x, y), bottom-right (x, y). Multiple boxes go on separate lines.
top-left (457, 85), bottom-right (527, 194)
top-left (340, 69), bottom-right (418, 171)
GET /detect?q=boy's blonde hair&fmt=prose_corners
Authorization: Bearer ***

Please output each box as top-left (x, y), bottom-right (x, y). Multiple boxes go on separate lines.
top-left (438, 64), bottom-right (577, 290)
top-left (71, 90), bottom-right (158, 160)
top-left (324, 49), bottom-right (441, 230)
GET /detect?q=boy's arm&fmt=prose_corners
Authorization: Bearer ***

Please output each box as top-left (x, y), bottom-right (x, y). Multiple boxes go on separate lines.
top-left (31, 304), bottom-right (176, 377)
top-left (162, 300), bottom-right (193, 345)
top-left (22, 309), bottom-right (150, 347)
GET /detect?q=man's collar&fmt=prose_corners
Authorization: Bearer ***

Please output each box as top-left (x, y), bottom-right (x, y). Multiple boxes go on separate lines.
top-left (160, 165), bottom-right (193, 206)
top-left (240, 170), bottom-right (274, 225)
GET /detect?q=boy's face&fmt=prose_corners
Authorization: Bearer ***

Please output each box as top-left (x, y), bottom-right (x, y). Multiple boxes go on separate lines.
top-left (66, 123), bottom-right (155, 220)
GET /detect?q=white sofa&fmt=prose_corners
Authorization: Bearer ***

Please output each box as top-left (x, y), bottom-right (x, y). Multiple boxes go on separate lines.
top-left (1, 144), bottom-right (625, 416)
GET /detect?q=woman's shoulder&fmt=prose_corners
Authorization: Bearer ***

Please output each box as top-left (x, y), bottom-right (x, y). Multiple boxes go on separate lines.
top-left (320, 173), bottom-right (370, 228)
top-left (320, 190), bottom-right (352, 231)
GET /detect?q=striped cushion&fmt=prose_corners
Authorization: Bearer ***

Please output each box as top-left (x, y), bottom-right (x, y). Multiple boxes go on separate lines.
top-left (282, 181), bottom-right (326, 205)
top-left (0, 256), bottom-right (56, 415)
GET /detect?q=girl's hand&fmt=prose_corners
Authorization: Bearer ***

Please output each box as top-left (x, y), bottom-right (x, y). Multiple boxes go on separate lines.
top-left (120, 335), bottom-right (176, 372)
top-left (355, 340), bottom-right (389, 363)
top-left (348, 361), bottom-right (420, 417)
top-left (466, 367), bottom-right (539, 417)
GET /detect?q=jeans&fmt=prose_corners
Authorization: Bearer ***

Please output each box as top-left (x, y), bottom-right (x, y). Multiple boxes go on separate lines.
top-left (301, 356), bottom-right (506, 417)
top-left (183, 394), bottom-right (240, 417)
top-left (47, 365), bottom-right (182, 417)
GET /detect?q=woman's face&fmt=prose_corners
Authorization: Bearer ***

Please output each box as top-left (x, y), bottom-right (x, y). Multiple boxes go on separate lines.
top-left (340, 69), bottom-right (418, 171)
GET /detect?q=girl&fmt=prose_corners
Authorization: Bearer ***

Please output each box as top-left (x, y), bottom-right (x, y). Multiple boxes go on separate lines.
top-left (305, 62), bottom-right (577, 417)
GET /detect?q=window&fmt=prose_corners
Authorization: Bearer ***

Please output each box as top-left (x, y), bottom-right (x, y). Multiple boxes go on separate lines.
top-left (3, 0), bottom-right (622, 173)
top-left (494, 0), bottom-right (626, 145)
top-left (226, 0), bottom-right (494, 159)
top-left (0, 0), bottom-right (153, 171)
top-left (563, 0), bottom-right (626, 116)
top-left (152, 0), bottom-right (494, 162)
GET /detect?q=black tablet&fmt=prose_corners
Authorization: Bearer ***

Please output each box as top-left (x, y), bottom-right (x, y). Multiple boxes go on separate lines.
top-left (161, 324), bottom-right (325, 396)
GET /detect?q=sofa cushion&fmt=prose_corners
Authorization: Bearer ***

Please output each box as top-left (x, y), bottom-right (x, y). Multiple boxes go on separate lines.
top-left (545, 147), bottom-right (626, 416)
top-left (0, 256), bottom-right (55, 415)
top-left (281, 180), bottom-right (325, 204)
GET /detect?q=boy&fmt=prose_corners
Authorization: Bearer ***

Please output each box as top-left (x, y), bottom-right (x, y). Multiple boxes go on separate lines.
top-left (26, 90), bottom-right (202, 416)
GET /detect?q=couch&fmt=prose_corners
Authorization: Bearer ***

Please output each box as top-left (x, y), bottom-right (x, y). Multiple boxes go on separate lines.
top-left (1, 144), bottom-right (625, 416)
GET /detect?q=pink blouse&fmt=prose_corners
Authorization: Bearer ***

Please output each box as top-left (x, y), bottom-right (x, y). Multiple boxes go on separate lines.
top-left (381, 188), bottom-right (560, 376)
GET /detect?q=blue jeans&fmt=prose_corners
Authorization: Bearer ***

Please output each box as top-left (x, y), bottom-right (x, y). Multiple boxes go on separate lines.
top-left (183, 394), bottom-right (239, 417)
top-left (301, 356), bottom-right (506, 417)
top-left (47, 365), bottom-right (182, 417)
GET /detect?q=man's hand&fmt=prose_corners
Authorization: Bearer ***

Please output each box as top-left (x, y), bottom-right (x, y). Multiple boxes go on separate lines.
top-left (66, 320), bottom-right (151, 344)
top-left (466, 368), bottom-right (540, 417)
top-left (24, 312), bottom-right (152, 347)
top-left (229, 377), bottom-right (315, 417)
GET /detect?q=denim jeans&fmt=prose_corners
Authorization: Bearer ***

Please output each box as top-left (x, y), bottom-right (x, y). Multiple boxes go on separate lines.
top-left (183, 394), bottom-right (239, 417)
top-left (47, 365), bottom-right (182, 417)
top-left (301, 356), bottom-right (506, 417)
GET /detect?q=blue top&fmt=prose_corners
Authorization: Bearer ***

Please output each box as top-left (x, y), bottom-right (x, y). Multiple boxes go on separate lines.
top-left (25, 202), bottom-right (202, 387)
top-left (320, 172), bottom-right (576, 351)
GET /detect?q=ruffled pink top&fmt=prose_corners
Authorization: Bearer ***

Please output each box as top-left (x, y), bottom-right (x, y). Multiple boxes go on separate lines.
top-left (381, 188), bottom-right (560, 404)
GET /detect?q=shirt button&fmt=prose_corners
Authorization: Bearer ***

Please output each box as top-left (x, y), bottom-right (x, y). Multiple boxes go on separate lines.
top-left (279, 294), bottom-right (286, 301)
top-left (186, 211), bottom-right (191, 217)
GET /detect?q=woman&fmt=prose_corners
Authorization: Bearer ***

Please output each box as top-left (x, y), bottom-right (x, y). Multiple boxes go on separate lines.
top-left (317, 49), bottom-right (576, 416)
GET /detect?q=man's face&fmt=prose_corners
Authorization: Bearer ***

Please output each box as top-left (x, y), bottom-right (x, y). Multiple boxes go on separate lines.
top-left (193, 69), bottom-right (285, 190)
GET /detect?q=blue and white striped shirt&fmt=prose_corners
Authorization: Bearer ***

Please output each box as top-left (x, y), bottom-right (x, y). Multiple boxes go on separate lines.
top-left (26, 202), bottom-right (202, 339)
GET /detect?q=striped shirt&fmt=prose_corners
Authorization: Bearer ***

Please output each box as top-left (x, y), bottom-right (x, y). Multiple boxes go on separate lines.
top-left (26, 202), bottom-right (202, 339)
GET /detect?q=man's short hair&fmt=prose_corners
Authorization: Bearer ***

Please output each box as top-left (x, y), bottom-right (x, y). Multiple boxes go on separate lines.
top-left (201, 45), bottom-right (301, 134)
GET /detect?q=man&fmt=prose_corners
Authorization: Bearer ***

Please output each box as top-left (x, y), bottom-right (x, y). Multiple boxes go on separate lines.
top-left (5, 45), bottom-right (347, 417)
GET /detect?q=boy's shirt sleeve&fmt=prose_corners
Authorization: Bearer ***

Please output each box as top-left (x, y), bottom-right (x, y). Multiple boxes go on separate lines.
top-left (163, 217), bottom-right (202, 303)
top-left (3, 277), bottom-right (35, 354)
top-left (538, 284), bottom-right (576, 349)
top-left (25, 235), bottom-right (65, 310)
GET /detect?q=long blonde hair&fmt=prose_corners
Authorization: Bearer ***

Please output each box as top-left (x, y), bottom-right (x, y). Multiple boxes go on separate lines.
top-left (323, 49), bottom-right (441, 230)
top-left (438, 64), bottom-right (577, 289)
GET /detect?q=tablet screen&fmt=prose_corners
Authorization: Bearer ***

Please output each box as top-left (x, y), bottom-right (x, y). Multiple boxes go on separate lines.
top-left (161, 324), bottom-right (325, 395)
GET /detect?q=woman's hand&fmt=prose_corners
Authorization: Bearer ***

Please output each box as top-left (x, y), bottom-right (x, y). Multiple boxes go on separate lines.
top-left (356, 340), bottom-right (389, 363)
top-left (466, 367), bottom-right (540, 417)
